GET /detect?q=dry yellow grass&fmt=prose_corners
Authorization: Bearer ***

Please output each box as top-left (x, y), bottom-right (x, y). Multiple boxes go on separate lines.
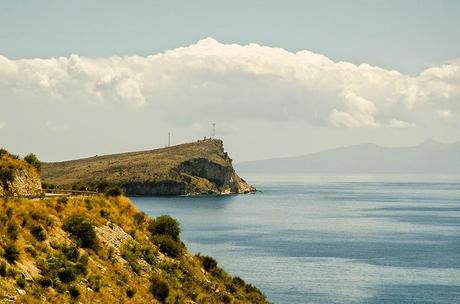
top-left (42, 139), bottom-right (231, 188)
top-left (0, 195), bottom-right (268, 304)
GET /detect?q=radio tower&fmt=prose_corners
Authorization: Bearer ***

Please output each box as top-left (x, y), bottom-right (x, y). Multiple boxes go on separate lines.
top-left (212, 123), bottom-right (216, 139)
top-left (168, 132), bottom-right (171, 147)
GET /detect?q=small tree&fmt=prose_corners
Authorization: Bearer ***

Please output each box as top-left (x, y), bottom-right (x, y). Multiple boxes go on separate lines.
top-left (63, 215), bottom-right (97, 249)
top-left (152, 235), bottom-right (181, 258)
top-left (4, 242), bottom-right (20, 263)
top-left (200, 255), bottom-right (218, 272)
top-left (148, 215), bottom-right (180, 241)
top-left (24, 153), bottom-right (41, 171)
top-left (0, 168), bottom-right (14, 184)
top-left (30, 224), bottom-right (47, 241)
top-left (104, 186), bottom-right (123, 196)
top-left (150, 275), bottom-right (169, 303)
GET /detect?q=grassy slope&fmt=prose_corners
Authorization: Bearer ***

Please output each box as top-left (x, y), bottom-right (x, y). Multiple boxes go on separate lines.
top-left (42, 139), bottom-right (231, 188)
top-left (0, 196), bottom-right (268, 304)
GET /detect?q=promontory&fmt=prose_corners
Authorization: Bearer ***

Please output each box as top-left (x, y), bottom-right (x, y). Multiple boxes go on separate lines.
top-left (41, 139), bottom-right (255, 196)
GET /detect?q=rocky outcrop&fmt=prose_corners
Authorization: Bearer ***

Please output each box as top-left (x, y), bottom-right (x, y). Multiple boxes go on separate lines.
top-left (0, 154), bottom-right (42, 197)
top-left (173, 155), bottom-right (255, 195)
top-left (42, 139), bottom-right (255, 196)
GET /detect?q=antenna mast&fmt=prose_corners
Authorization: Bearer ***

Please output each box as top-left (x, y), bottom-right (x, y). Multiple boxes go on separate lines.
top-left (212, 123), bottom-right (216, 139)
top-left (168, 132), bottom-right (171, 147)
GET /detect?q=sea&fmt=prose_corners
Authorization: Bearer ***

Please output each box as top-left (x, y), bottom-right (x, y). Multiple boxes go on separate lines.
top-left (131, 174), bottom-right (460, 304)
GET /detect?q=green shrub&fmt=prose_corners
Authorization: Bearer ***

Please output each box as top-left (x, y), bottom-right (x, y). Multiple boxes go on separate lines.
top-left (16, 276), bottom-right (26, 288)
top-left (76, 253), bottom-right (89, 275)
top-left (61, 243), bottom-right (79, 262)
top-left (0, 148), bottom-right (8, 158)
top-left (104, 186), bottom-right (123, 196)
top-left (233, 276), bottom-right (245, 286)
top-left (150, 275), bottom-right (169, 303)
top-left (57, 264), bottom-right (77, 283)
top-left (63, 215), bottom-right (97, 249)
top-left (148, 215), bottom-right (180, 241)
top-left (152, 235), bottom-right (181, 258)
top-left (0, 167), bottom-right (14, 183)
top-left (134, 212), bottom-right (147, 226)
top-left (121, 241), bottom-right (142, 274)
top-left (30, 224), bottom-right (47, 241)
top-left (7, 223), bottom-right (19, 240)
top-left (0, 262), bottom-right (6, 276)
top-left (24, 153), bottom-right (41, 171)
top-left (4, 242), bottom-right (20, 263)
top-left (126, 287), bottom-right (135, 298)
top-left (57, 196), bottom-right (68, 205)
top-left (6, 207), bottom-right (13, 219)
top-left (88, 275), bottom-right (101, 292)
top-left (99, 209), bottom-right (110, 218)
top-left (68, 285), bottom-right (80, 299)
top-left (200, 255), bottom-right (218, 272)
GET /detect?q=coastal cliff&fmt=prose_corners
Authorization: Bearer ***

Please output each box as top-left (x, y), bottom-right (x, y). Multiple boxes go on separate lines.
top-left (41, 139), bottom-right (255, 196)
top-left (0, 150), bottom-right (42, 197)
top-left (0, 146), bottom-right (267, 303)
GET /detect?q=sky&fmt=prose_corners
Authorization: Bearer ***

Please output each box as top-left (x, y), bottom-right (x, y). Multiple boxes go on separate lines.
top-left (1, 0), bottom-right (459, 162)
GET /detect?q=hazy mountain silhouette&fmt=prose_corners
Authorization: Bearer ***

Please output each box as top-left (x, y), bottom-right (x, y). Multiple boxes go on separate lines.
top-left (236, 140), bottom-right (460, 174)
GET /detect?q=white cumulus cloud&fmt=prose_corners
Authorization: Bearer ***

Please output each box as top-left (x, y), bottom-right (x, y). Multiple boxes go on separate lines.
top-left (1, 37), bottom-right (459, 129)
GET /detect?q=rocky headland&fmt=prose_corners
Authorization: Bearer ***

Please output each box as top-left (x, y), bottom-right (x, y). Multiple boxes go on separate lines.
top-left (42, 139), bottom-right (255, 196)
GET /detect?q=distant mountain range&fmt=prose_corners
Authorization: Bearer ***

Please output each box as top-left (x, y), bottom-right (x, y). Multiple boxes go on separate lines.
top-left (236, 140), bottom-right (460, 174)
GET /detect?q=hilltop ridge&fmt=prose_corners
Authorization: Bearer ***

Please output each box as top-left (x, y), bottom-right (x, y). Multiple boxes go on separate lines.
top-left (42, 139), bottom-right (255, 195)
top-left (236, 140), bottom-right (460, 174)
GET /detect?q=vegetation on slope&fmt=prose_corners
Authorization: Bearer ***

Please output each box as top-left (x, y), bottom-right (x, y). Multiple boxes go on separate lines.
top-left (0, 195), bottom-right (268, 303)
top-left (0, 149), bottom-right (42, 197)
top-left (42, 139), bottom-right (255, 195)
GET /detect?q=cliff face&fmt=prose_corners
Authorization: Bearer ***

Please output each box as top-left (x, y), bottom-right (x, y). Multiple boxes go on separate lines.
top-left (42, 139), bottom-right (255, 196)
top-left (0, 152), bottom-right (42, 197)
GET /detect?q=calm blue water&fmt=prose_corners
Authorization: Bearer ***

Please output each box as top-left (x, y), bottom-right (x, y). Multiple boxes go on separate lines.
top-left (131, 174), bottom-right (460, 304)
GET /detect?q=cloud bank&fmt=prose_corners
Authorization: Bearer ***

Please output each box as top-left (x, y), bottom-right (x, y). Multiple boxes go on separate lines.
top-left (1, 37), bottom-right (459, 129)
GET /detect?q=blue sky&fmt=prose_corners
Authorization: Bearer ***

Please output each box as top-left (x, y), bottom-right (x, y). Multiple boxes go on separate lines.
top-left (2, 0), bottom-right (459, 73)
top-left (1, 1), bottom-right (459, 161)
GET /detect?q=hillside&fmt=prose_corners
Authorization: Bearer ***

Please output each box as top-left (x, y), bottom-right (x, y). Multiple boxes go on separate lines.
top-left (0, 149), bottom-right (42, 197)
top-left (236, 140), bottom-right (460, 174)
top-left (0, 195), bottom-right (268, 303)
top-left (42, 139), bottom-right (255, 195)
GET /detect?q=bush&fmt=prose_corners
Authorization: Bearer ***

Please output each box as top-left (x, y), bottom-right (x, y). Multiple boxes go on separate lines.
top-left (30, 224), bottom-right (47, 241)
top-left (200, 255), bottom-right (218, 272)
top-left (0, 262), bottom-right (6, 276)
top-left (152, 235), bottom-right (181, 258)
top-left (0, 167), bottom-right (14, 183)
top-left (57, 196), bottom-right (68, 205)
top-left (4, 242), bottom-right (20, 263)
top-left (57, 264), bottom-right (77, 283)
top-left (134, 212), bottom-right (147, 226)
top-left (16, 276), bottom-right (26, 288)
top-left (0, 148), bottom-right (8, 158)
top-left (233, 276), bottom-right (245, 286)
top-left (7, 223), bottom-right (19, 240)
top-left (99, 209), bottom-right (110, 218)
top-left (63, 215), bottom-right (97, 249)
top-left (61, 243), bottom-right (79, 262)
top-left (104, 186), bottom-right (123, 196)
top-left (148, 215), bottom-right (180, 241)
top-left (126, 287), bottom-right (135, 298)
top-left (150, 275), bottom-right (169, 303)
top-left (6, 207), bottom-right (13, 219)
top-left (88, 275), bottom-right (101, 292)
top-left (68, 285), bottom-right (80, 299)
top-left (24, 153), bottom-right (41, 171)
